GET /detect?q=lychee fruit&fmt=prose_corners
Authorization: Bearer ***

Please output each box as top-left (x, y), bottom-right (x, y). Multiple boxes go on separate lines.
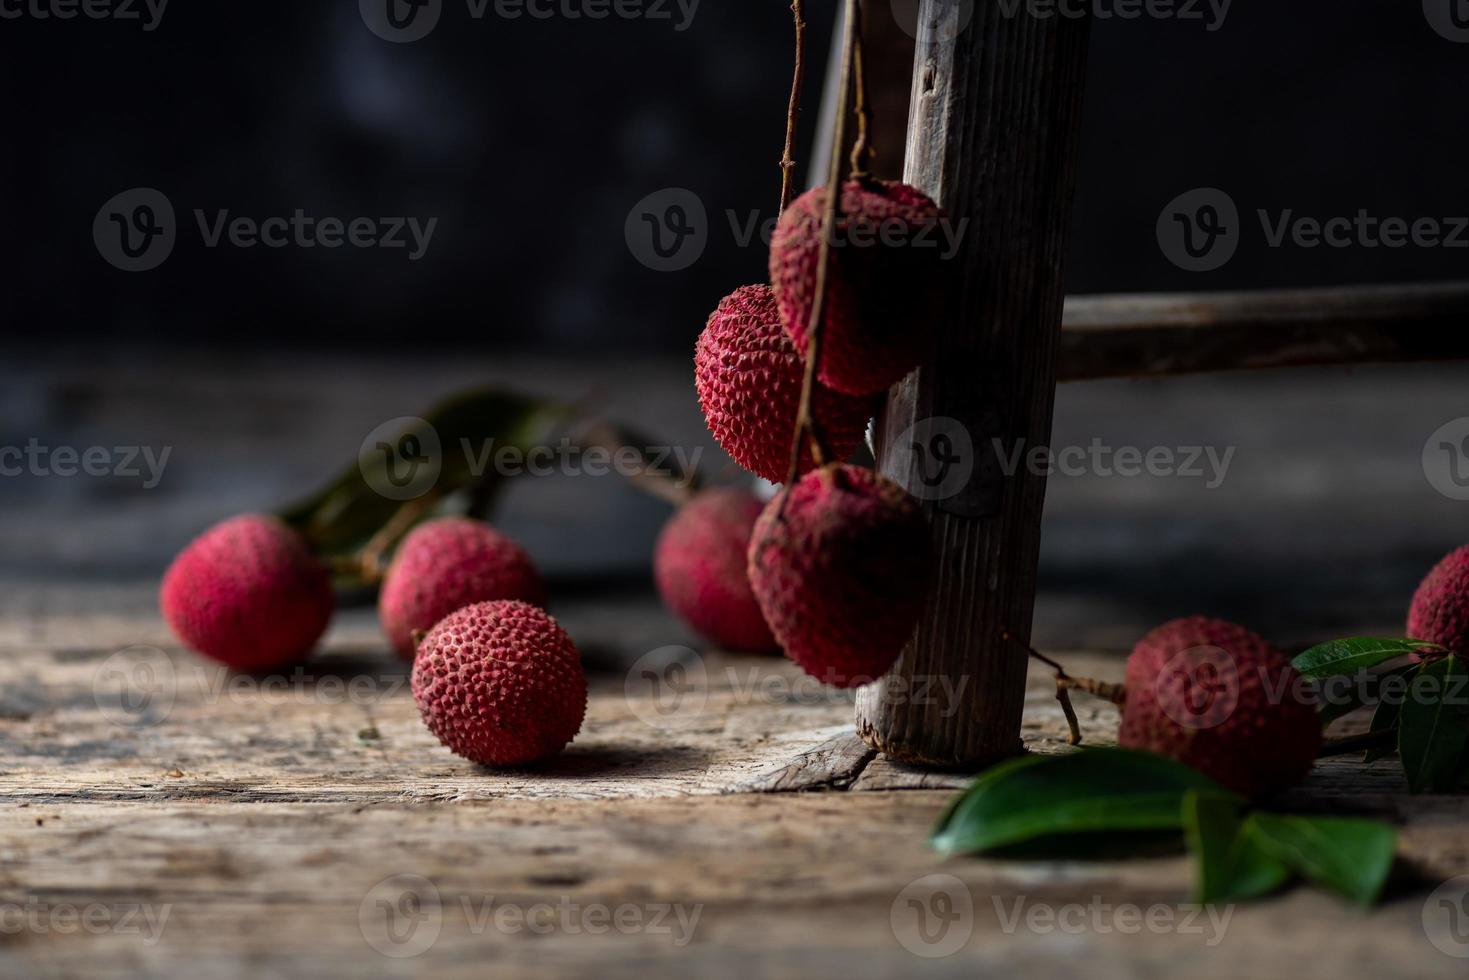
top-left (695, 284), bottom-right (875, 484)
top-left (654, 486), bottom-right (778, 653)
top-left (1117, 616), bottom-right (1321, 799)
top-left (747, 464), bottom-right (930, 687)
top-left (769, 178), bottom-right (945, 395)
top-left (160, 514), bottom-right (333, 671)
top-left (411, 600), bottom-right (587, 766)
top-left (1407, 544), bottom-right (1469, 653)
top-left (378, 517), bottom-right (545, 659)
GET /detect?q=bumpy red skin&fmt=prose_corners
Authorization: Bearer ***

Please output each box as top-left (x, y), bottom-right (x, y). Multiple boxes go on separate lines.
top-left (695, 284), bottom-right (875, 484)
top-left (379, 517), bottom-right (545, 659)
top-left (411, 600), bottom-right (587, 766)
top-left (1408, 544), bottom-right (1469, 653)
top-left (655, 487), bottom-right (778, 653)
top-left (748, 464), bottom-right (930, 688)
top-left (1118, 616), bottom-right (1321, 799)
top-left (160, 514), bottom-right (333, 671)
top-left (770, 179), bottom-right (945, 396)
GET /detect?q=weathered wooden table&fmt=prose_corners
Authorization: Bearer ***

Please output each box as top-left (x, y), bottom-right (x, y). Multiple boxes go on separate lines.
top-left (0, 584), bottom-right (1463, 979)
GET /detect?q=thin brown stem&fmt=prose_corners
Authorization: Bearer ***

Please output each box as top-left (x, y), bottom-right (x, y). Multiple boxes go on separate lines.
top-left (1003, 632), bottom-right (1082, 746)
top-left (847, 0), bottom-right (872, 179)
top-left (779, 0), bottom-right (807, 217)
top-left (782, 0), bottom-right (859, 489)
top-left (355, 490), bottom-right (443, 584)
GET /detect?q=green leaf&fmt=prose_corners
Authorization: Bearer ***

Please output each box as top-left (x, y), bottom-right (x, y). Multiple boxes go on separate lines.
top-left (1244, 813), bottom-right (1396, 906)
top-left (1291, 638), bottom-right (1442, 680)
top-left (930, 748), bottom-right (1234, 857)
top-left (1398, 654), bottom-right (1469, 793)
top-left (1363, 664), bottom-right (1421, 762)
top-left (1183, 791), bottom-right (1291, 904)
top-left (279, 388), bottom-right (571, 572)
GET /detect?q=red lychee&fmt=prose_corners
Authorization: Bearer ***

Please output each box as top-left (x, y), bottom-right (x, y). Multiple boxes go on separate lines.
top-left (160, 514), bottom-right (333, 671)
top-left (1408, 544), bottom-right (1469, 653)
top-left (654, 486), bottom-right (778, 653)
top-left (1118, 616), bottom-right (1321, 799)
top-left (694, 284), bottom-right (875, 484)
top-left (379, 517), bottom-right (545, 659)
top-left (747, 464), bottom-right (930, 687)
top-left (411, 600), bottom-right (587, 766)
top-left (769, 178), bottom-right (945, 396)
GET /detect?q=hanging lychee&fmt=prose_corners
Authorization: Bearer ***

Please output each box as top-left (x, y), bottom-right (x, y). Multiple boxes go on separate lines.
top-left (748, 463), bottom-right (930, 687)
top-left (694, 284), bottom-right (875, 484)
top-left (769, 178), bottom-right (945, 396)
top-left (160, 514), bottom-right (334, 671)
top-left (654, 486), bottom-right (779, 653)
top-left (1117, 616), bottom-right (1321, 799)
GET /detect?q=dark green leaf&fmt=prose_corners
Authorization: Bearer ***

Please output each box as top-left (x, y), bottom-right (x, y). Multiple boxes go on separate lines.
top-left (1291, 638), bottom-right (1442, 680)
top-left (1363, 664), bottom-right (1421, 763)
top-left (1244, 813), bottom-right (1396, 906)
top-left (279, 388), bottom-right (570, 572)
top-left (930, 748), bottom-right (1233, 857)
top-left (1183, 791), bottom-right (1291, 904)
top-left (1398, 654), bottom-right (1469, 793)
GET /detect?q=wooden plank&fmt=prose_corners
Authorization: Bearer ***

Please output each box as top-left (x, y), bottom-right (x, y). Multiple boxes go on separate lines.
top-left (1059, 280), bottom-right (1469, 382)
top-left (857, 0), bottom-right (1093, 767)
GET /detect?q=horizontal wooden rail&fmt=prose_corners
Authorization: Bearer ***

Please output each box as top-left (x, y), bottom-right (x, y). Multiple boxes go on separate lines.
top-left (1059, 280), bottom-right (1469, 381)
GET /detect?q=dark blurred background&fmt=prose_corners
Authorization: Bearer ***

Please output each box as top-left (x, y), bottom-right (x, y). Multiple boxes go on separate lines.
top-left (3, 2), bottom-right (1465, 348)
top-left (2, 2), bottom-right (1468, 651)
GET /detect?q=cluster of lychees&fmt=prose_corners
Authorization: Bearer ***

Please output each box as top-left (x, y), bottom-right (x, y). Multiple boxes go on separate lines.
top-left (161, 514), bottom-right (584, 767)
top-left (657, 174), bottom-right (946, 688)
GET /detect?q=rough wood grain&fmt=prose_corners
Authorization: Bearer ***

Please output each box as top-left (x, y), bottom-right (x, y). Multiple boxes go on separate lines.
top-left (1059, 280), bottom-right (1469, 382)
top-left (857, 0), bottom-right (1094, 767)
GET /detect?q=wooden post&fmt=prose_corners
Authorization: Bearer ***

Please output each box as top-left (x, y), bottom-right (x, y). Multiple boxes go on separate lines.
top-left (854, 0), bottom-right (1092, 768)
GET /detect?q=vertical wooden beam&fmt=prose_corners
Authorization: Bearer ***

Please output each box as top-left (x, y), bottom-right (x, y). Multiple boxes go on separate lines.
top-left (854, 0), bottom-right (1092, 768)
